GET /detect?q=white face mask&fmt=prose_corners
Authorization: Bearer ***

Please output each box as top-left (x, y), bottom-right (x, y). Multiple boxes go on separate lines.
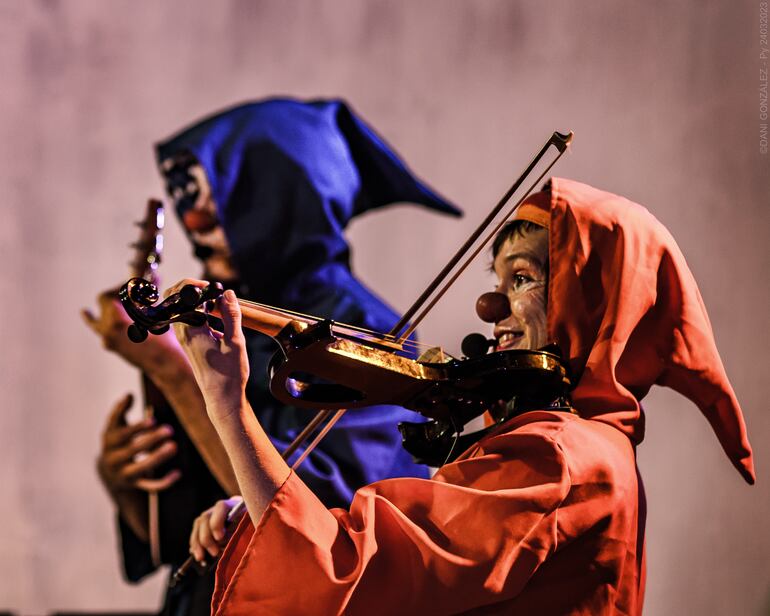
top-left (160, 153), bottom-right (238, 283)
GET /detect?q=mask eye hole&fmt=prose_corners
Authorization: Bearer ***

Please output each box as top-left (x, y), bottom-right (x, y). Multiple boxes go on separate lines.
top-left (162, 152), bottom-right (203, 213)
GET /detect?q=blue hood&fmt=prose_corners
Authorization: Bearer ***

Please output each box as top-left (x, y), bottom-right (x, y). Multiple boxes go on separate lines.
top-left (156, 98), bottom-right (460, 302)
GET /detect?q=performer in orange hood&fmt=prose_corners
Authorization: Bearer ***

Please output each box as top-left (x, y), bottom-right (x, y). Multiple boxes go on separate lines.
top-left (169, 177), bottom-right (754, 615)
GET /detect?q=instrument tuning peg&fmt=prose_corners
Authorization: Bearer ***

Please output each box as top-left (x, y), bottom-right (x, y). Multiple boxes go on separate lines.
top-left (179, 284), bottom-right (203, 308)
top-left (127, 324), bottom-right (148, 343)
top-left (178, 282), bottom-right (225, 310)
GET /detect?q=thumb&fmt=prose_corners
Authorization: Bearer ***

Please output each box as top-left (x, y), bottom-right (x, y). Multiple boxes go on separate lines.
top-left (81, 308), bottom-right (98, 332)
top-left (107, 393), bottom-right (134, 429)
top-left (218, 289), bottom-right (243, 344)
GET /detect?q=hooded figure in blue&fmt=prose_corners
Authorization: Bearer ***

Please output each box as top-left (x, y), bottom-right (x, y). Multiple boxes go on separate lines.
top-left (157, 98), bottom-right (459, 503)
top-left (121, 98), bottom-right (460, 616)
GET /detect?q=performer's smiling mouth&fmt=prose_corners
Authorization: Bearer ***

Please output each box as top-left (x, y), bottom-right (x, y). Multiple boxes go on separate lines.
top-left (495, 330), bottom-right (524, 350)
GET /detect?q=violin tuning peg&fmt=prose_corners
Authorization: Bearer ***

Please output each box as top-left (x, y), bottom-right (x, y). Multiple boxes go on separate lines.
top-left (202, 282), bottom-right (224, 300)
top-left (127, 324), bottom-right (149, 343)
top-left (179, 284), bottom-right (203, 309)
top-left (178, 282), bottom-right (224, 310)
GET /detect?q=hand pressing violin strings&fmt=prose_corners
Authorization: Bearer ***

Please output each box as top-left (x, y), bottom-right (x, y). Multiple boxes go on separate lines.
top-left (164, 279), bottom-right (250, 423)
top-left (164, 278), bottom-right (291, 535)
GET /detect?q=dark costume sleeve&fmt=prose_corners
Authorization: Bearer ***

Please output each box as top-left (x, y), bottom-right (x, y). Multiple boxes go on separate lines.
top-left (117, 515), bottom-right (155, 583)
top-left (113, 401), bottom-right (226, 616)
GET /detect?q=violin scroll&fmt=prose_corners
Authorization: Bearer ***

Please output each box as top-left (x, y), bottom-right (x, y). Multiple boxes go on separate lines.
top-left (119, 278), bottom-right (224, 343)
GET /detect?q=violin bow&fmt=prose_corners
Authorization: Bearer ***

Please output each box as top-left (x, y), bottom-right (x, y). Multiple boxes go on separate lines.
top-left (289, 130), bottom-right (573, 459)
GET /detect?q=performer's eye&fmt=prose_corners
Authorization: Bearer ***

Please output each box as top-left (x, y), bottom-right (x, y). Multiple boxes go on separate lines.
top-left (511, 274), bottom-right (533, 290)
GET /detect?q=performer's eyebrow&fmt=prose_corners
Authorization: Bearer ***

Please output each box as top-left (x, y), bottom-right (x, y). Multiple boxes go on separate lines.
top-left (500, 251), bottom-right (546, 270)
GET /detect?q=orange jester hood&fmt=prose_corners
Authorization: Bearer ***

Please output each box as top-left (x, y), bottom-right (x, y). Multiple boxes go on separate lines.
top-left (519, 178), bottom-right (754, 484)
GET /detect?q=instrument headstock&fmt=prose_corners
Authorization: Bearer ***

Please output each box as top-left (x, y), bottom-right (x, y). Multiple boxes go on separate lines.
top-left (119, 278), bottom-right (224, 343)
top-left (129, 199), bottom-right (165, 283)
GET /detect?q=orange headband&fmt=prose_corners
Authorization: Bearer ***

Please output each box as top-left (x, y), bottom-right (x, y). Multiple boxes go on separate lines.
top-left (513, 190), bottom-right (550, 229)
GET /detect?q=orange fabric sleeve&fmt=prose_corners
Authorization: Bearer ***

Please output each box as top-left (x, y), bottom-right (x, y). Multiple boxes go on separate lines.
top-left (212, 421), bottom-right (575, 615)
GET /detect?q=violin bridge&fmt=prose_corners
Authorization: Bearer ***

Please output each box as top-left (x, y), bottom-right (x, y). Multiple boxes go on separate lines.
top-left (416, 346), bottom-right (453, 363)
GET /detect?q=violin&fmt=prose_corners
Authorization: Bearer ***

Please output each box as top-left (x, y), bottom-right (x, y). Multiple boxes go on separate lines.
top-left (122, 278), bottom-right (570, 419)
top-left (120, 130), bottom-right (575, 462)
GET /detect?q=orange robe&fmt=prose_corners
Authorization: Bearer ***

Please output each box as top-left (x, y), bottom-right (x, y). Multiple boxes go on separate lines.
top-left (211, 177), bottom-right (753, 615)
top-left (214, 411), bottom-right (643, 614)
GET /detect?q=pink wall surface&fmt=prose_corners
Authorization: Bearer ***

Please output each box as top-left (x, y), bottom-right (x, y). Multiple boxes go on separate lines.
top-left (1, 1), bottom-right (768, 614)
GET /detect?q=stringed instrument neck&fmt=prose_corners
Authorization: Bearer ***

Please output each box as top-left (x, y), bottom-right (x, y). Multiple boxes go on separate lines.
top-left (209, 298), bottom-right (404, 351)
top-left (209, 300), bottom-right (311, 338)
top-left (129, 199), bottom-right (165, 283)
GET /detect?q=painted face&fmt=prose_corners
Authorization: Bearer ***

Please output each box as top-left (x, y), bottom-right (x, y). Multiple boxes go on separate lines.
top-left (160, 156), bottom-right (238, 283)
top-left (492, 226), bottom-right (548, 351)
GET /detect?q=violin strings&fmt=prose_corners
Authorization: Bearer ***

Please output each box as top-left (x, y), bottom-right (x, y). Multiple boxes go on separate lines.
top-left (441, 415), bottom-right (462, 468)
top-left (235, 298), bottom-right (439, 354)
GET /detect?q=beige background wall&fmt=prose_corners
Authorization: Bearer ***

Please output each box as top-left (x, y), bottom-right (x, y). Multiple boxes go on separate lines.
top-left (1, 1), bottom-right (768, 614)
